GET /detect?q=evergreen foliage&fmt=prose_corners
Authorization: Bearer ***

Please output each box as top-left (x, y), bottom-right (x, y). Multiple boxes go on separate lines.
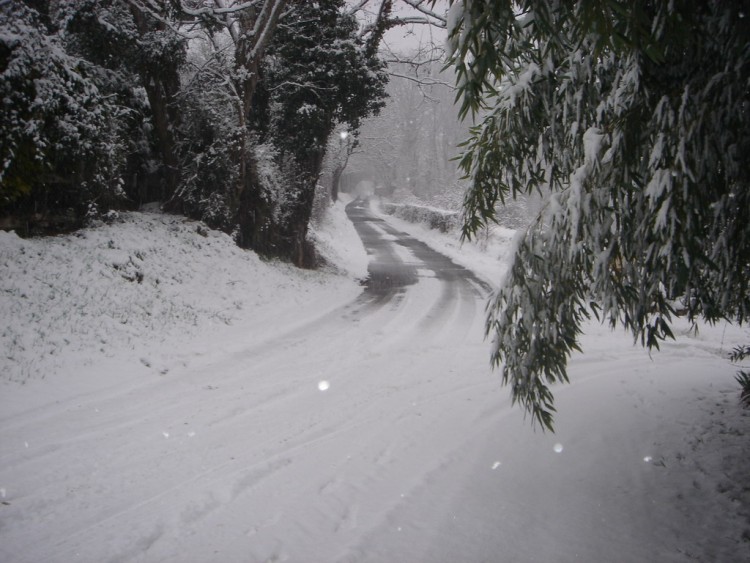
top-left (242, 0), bottom-right (387, 263)
top-left (263, 0), bottom-right (387, 164)
top-left (445, 0), bottom-right (750, 429)
top-left (60, 0), bottom-right (185, 206)
top-left (0, 0), bottom-right (388, 264)
top-left (0, 2), bottom-right (127, 232)
top-left (169, 38), bottom-right (244, 231)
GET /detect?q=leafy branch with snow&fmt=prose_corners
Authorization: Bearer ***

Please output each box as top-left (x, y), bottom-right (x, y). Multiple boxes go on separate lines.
top-left (0, 0), bottom-right (393, 267)
top-left (445, 0), bottom-right (750, 429)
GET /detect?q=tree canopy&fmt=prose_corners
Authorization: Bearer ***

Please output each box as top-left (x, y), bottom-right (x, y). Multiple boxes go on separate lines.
top-left (444, 0), bottom-right (750, 429)
top-left (0, 0), bottom-right (391, 265)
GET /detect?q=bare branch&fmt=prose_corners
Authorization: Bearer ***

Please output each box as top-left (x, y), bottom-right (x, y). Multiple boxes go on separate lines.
top-left (382, 53), bottom-right (444, 66)
top-left (355, 0), bottom-right (447, 48)
top-left (346, 0), bottom-right (372, 15)
top-left (179, 0), bottom-right (262, 17)
top-left (213, 0), bottom-right (241, 43)
top-left (388, 71), bottom-right (454, 89)
top-left (398, 0), bottom-right (446, 26)
top-left (387, 15), bottom-right (443, 26)
top-left (126, 0), bottom-right (204, 39)
top-left (269, 81), bottom-right (337, 101)
top-left (379, 34), bottom-right (446, 64)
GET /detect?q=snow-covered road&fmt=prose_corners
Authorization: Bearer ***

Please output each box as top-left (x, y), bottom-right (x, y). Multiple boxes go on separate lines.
top-left (1, 202), bottom-right (747, 562)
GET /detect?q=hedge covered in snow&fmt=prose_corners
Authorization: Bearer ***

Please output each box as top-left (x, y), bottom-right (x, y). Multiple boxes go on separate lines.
top-left (379, 202), bottom-right (460, 233)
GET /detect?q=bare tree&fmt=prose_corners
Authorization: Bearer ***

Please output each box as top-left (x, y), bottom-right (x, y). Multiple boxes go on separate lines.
top-left (346, 58), bottom-right (468, 207)
top-left (317, 0), bottom-right (450, 201)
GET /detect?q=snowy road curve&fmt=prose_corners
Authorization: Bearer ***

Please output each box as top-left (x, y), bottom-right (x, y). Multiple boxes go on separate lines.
top-left (1, 201), bottom-right (745, 562)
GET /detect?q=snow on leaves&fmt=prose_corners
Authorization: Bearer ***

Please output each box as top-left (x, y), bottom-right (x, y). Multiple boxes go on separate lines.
top-left (0, 4), bottom-right (126, 213)
top-left (447, 0), bottom-right (750, 428)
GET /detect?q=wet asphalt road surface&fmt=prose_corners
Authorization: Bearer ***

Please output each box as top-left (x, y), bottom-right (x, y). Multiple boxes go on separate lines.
top-left (345, 198), bottom-right (490, 308)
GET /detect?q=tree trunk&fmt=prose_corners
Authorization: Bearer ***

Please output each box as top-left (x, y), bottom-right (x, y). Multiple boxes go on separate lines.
top-left (235, 148), bottom-right (322, 269)
top-left (232, 0), bottom-right (288, 256)
top-left (129, 5), bottom-right (181, 205)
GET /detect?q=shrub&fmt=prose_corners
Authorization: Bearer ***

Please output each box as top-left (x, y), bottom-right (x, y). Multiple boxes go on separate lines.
top-left (0, 5), bottom-right (126, 234)
top-left (380, 202), bottom-right (460, 233)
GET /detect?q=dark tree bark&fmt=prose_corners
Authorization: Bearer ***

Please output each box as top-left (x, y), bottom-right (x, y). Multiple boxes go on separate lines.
top-left (231, 0), bottom-right (289, 256)
top-left (129, 4), bottom-right (181, 205)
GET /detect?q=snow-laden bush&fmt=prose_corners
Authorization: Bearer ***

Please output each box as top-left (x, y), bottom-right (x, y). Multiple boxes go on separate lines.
top-left (380, 202), bottom-right (460, 233)
top-left (168, 43), bottom-right (243, 231)
top-left (0, 4), bottom-right (126, 233)
top-left (255, 142), bottom-right (299, 226)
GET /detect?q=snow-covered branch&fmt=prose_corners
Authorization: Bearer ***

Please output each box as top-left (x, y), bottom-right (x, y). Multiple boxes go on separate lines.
top-left (388, 71), bottom-right (454, 89)
top-left (399, 0), bottom-right (446, 26)
top-left (354, 0), bottom-right (447, 53)
top-left (346, 0), bottom-right (372, 15)
top-left (126, 0), bottom-right (204, 39)
top-left (245, 0), bottom-right (287, 61)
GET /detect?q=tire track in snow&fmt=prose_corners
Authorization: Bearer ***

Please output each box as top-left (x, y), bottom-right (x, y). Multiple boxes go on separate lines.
top-left (0, 198), bottom-right (499, 562)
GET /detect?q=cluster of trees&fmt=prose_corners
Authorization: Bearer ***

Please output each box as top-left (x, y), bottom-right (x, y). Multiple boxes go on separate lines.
top-left (446, 0), bottom-right (750, 428)
top-left (7, 0), bottom-right (744, 427)
top-left (347, 58), bottom-right (468, 209)
top-left (0, 0), bottom-right (418, 266)
top-left (350, 51), bottom-right (539, 229)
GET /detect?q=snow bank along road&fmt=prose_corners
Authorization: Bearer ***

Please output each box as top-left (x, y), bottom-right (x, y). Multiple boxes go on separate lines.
top-left (1, 202), bottom-right (747, 562)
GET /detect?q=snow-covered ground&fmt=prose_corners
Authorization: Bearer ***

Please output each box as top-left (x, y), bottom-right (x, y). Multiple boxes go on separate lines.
top-left (1, 197), bottom-right (748, 561)
top-left (371, 199), bottom-right (516, 288)
top-left (0, 204), bottom-right (363, 394)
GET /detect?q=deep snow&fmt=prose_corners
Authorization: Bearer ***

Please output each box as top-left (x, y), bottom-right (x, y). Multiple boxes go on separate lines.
top-left (0, 205), bottom-right (363, 395)
top-left (1, 198), bottom-right (748, 562)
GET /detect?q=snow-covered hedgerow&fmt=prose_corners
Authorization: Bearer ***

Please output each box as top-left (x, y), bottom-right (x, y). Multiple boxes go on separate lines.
top-left (0, 210), bottom-right (359, 384)
top-left (379, 202), bottom-right (460, 233)
top-left (380, 198), bottom-right (536, 233)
